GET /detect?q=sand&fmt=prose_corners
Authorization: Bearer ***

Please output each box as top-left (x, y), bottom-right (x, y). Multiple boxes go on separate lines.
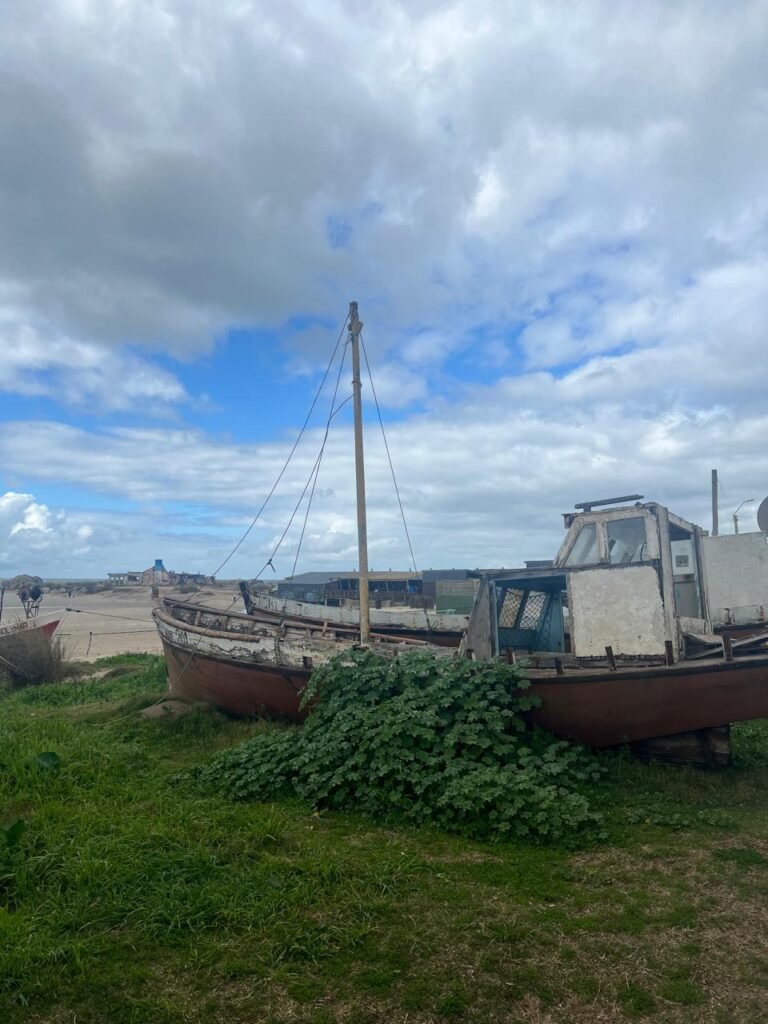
top-left (1, 585), bottom-right (244, 662)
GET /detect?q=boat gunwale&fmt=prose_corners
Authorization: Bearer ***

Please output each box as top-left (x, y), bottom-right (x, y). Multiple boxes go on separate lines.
top-left (524, 650), bottom-right (768, 686)
top-left (156, 630), bottom-right (314, 682)
top-left (154, 602), bottom-right (432, 648)
top-left (0, 617), bottom-right (61, 640)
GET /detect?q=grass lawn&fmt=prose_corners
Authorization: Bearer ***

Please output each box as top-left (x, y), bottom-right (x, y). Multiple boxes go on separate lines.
top-left (1, 655), bottom-right (767, 1023)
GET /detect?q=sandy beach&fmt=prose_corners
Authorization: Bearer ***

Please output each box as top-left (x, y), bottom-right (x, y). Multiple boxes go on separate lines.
top-left (1, 585), bottom-right (244, 662)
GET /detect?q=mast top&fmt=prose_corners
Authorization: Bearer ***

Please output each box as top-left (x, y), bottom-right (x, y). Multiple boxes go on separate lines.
top-left (348, 301), bottom-right (363, 335)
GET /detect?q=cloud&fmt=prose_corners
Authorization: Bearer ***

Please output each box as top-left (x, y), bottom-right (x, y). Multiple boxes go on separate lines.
top-left (0, 491), bottom-right (94, 575)
top-left (0, 1), bottom-right (767, 575)
top-left (0, 0), bottom-right (765, 363)
top-left (0, 310), bottom-right (188, 409)
top-left (3, 335), bottom-right (768, 578)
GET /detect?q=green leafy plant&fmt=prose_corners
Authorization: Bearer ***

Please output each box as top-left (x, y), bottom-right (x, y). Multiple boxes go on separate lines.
top-left (199, 651), bottom-right (604, 843)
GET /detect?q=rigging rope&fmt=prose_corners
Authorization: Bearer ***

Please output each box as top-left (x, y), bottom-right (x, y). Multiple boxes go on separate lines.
top-left (280, 341), bottom-right (352, 611)
top-left (185, 311), bottom-right (351, 597)
top-left (64, 608), bottom-right (156, 624)
top-left (360, 330), bottom-right (433, 634)
top-left (153, 316), bottom-right (352, 695)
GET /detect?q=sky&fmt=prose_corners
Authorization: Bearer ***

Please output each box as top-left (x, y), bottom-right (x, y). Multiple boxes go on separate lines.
top-left (2, 0), bottom-right (768, 580)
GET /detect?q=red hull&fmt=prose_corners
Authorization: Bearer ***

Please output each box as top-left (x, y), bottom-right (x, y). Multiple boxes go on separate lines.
top-left (38, 619), bottom-right (60, 640)
top-left (162, 638), bottom-right (310, 718)
top-left (0, 618), bottom-right (60, 649)
top-left (528, 656), bottom-right (768, 746)
top-left (161, 628), bottom-right (768, 748)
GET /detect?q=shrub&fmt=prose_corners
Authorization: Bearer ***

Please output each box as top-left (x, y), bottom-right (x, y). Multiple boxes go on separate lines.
top-left (199, 650), bottom-right (604, 843)
top-left (0, 627), bottom-right (68, 690)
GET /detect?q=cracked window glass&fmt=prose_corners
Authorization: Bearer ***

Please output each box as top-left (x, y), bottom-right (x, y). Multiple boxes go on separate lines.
top-left (564, 523), bottom-right (598, 566)
top-left (607, 517), bottom-right (647, 564)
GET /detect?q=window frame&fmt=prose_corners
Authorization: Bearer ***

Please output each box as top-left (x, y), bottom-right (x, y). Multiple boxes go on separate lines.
top-left (558, 513), bottom-right (654, 569)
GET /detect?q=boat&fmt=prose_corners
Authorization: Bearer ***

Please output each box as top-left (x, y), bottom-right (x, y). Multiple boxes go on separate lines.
top-left (153, 303), bottom-right (452, 716)
top-left (238, 587), bottom-right (468, 647)
top-left (154, 597), bottom-right (443, 717)
top-left (0, 617), bottom-right (61, 662)
top-left (463, 495), bottom-right (768, 764)
top-left (0, 578), bottom-right (60, 665)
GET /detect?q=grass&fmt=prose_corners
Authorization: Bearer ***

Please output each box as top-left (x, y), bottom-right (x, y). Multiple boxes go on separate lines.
top-left (1, 656), bottom-right (767, 1023)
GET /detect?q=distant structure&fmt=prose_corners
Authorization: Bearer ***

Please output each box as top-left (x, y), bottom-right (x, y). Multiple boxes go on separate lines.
top-left (272, 569), bottom-right (483, 613)
top-left (107, 561), bottom-right (206, 587)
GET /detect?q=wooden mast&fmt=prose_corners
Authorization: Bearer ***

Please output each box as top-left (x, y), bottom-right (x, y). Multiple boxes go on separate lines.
top-left (348, 301), bottom-right (370, 645)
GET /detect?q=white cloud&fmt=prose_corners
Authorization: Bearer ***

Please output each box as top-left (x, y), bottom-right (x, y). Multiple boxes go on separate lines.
top-left (0, 0), bottom-right (764, 361)
top-left (0, 0), bottom-right (767, 574)
top-left (0, 310), bottom-right (187, 409)
top-left (0, 492), bottom-right (94, 574)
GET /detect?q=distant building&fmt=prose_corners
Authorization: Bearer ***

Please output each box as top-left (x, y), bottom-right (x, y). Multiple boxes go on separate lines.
top-left (108, 560), bottom-right (171, 586)
top-left (108, 572), bottom-right (142, 586)
top-left (273, 568), bottom-right (491, 611)
top-left (275, 570), bottom-right (420, 605)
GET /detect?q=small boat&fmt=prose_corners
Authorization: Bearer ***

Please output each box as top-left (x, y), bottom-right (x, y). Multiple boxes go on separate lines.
top-left (239, 588), bottom-right (468, 647)
top-left (154, 303), bottom-right (452, 716)
top-left (0, 617), bottom-right (61, 657)
top-left (154, 596), bottom-right (444, 717)
top-left (463, 495), bottom-right (768, 764)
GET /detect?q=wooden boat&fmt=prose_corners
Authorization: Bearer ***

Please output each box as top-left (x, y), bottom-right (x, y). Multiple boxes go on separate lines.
top-left (464, 495), bottom-right (768, 764)
top-left (0, 617), bottom-right (61, 659)
top-left (154, 596), bottom-right (445, 717)
top-left (523, 652), bottom-right (768, 749)
top-left (154, 303), bottom-right (453, 716)
top-left (240, 589), bottom-right (467, 647)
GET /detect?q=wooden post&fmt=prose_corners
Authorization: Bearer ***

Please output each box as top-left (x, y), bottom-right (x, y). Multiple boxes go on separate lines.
top-left (605, 645), bottom-right (617, 671)
top-left (349, 301), bottom-right (370, 646)
top-left (723, 636), bottom-right (734, 663)
top-left (711, 469), bottom-right (719, 536)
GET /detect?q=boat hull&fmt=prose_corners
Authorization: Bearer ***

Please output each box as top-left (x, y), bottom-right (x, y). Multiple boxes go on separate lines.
top-left (527, 656), bottom-right (768, 746)
top-left (0, 618), bottom-right (60, 651)
top-left (154, 600), bottom-right (768, 748)
top-left (153, 598), bottom-right (437, 718)
top-left (160, 635), bottom-right (309, 717)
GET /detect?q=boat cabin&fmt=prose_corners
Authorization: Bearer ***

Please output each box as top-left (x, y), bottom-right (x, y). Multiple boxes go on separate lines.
top-left (464, 497), bottom-right (710, 665)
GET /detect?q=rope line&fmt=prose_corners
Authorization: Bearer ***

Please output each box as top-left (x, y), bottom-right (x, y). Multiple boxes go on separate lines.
top-left (64, 608), bottom-right (156, 624)
top-left (280, 341), bottom-right (351, 613)
top-left (58, 629), bottom-right (157, 637)
top-left (254, 354), bottom-right (351, 585)
top-left (185, 311), bottom-right (351, 597)
top-left (360, 330), bottom-right (432, 634)
top-left (154, 314), bottom-right (352, 697)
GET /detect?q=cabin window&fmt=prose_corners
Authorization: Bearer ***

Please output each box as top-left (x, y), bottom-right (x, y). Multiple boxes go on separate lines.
top-left (499, 588), bottom-right (524, 626)
top-left (564, 523), bottom-right (599, 566)
top-left (607, 517), bottom-right (647, 564)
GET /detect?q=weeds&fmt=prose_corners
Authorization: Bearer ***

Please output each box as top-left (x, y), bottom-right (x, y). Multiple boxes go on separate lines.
top-left (199, 650), bottom-right (605, 843)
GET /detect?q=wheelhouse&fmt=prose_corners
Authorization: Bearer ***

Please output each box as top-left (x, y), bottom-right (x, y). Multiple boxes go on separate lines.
top-left (464, 500), bottom-right (709, 664)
